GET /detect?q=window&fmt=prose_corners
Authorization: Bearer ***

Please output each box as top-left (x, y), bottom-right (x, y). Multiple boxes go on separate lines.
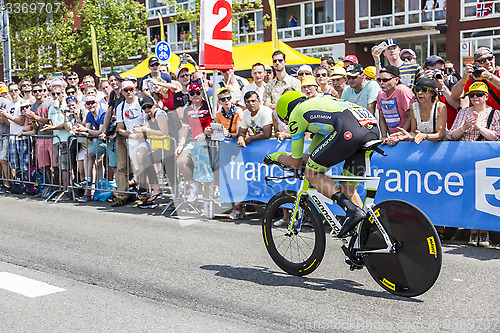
top-left (277, 1), bottom-right (344, 41)
top-left (234, 10), bottom-right (264, 45)
top-left (462, 0), bottom-right (500, 20)
top-left (277, 5), bottom-right (300, 29)
top-left (357, 0), bottom-right (446, 31)
top-left (146, 0), bottom-right (196, 18)
top-left (147, 22), bottom-right (197, 53)
top-left (461, 28), bottom-right (500, 75)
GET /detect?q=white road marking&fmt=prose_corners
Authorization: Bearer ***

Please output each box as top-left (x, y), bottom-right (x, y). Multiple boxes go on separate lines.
top-left (0, 272), bottom-right (66, 298)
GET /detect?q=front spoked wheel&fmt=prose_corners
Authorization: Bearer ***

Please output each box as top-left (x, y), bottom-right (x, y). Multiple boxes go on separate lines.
top-left (359, 200), bottom-right (442, 297)
top-left (262, 191), bottom-right (325, 276)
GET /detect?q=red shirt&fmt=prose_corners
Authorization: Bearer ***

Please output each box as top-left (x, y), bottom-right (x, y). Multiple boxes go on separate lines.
top-left (439, 95), bottom-right (458, 130)
top-left (182, 100), bottom-right (212, 138)
top-left (464, 66), bottom-right (500, 110)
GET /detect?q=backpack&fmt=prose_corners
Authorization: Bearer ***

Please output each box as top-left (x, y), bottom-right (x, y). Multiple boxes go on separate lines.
top-left (10, 170), bottom-right (26, 194)
top-left (167, 110), bottom-right (182, 142)
top-left (23, 167), bottom-right (39, 195)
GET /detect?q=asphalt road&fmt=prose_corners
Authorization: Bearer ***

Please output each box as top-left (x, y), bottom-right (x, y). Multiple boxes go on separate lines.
top-left (0, 196), bottom-right (499, 332)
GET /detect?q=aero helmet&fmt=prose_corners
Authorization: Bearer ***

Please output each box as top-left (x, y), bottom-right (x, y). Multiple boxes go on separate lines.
top-left (276, 91), bottom-right (306, 121)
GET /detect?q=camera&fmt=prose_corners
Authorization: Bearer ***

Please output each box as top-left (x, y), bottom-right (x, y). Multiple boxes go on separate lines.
top-left (444, 67), bottom-right (454, 75)
top-left (433, 69), bottom-right (443, 80)
top-left (473, 64), bottom-right (483, 78)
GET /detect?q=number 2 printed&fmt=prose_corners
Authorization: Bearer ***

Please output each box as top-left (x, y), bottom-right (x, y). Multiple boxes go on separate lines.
top-left (212, 0), bottom-right (232, 40)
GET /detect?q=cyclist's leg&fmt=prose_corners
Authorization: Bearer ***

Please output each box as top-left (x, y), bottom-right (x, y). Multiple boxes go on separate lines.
top-left (305, 131), bottom-right (366, 238)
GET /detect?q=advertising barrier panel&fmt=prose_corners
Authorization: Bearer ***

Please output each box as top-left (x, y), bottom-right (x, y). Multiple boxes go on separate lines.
top-left (219, 139), bottom-right (500, 231)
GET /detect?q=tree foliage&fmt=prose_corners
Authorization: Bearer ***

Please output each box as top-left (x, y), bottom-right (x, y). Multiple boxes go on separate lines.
top-left (6, 0), bottom-right (80, 79)
top-left (77, 0), bottom-right (150, 71)
top-left (166, 0), bottom-right (271, 45)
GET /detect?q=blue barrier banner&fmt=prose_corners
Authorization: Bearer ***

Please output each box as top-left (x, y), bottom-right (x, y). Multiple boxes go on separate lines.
top-left (219, 139), bottom-right (500, 231)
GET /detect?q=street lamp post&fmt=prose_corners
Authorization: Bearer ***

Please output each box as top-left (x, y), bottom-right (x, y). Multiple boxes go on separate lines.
top-left (0, 0), bottom-right (11, 83)
top-left (421, 21), bottom-right (437, 58)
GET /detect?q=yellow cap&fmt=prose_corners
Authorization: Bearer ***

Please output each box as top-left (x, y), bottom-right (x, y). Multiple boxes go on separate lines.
top-left (364, 66), bottom-right (376, 79)
top-left (217, 87), bottom-right (231, 96)
top-left (466, 82), bottom-right (488, 95)
top-left (330, 66), bottom-right (346, 79)
top-left (0, 86), bottom-right (8, 94)
top-left (301, 75), bottom-right (318, 87)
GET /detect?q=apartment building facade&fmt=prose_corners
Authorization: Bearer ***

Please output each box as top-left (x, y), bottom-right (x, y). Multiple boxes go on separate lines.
top-left (144, 0), bottom-right (500, 74)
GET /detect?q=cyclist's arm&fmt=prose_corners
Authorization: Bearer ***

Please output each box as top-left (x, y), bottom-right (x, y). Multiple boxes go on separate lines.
top-left (277, 153), bottom-right (302, 169)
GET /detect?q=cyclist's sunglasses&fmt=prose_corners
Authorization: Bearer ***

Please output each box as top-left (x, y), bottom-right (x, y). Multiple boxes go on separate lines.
top-left (189, 91), bottom-right (202, 96)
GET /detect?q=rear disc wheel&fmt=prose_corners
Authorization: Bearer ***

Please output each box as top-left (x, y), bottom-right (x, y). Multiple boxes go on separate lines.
top-left (359, 200), bottom-right (442, 297)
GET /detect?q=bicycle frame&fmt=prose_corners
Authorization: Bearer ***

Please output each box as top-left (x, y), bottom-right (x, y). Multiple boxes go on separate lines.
top-left (271, 151), bottom-right (396, 254)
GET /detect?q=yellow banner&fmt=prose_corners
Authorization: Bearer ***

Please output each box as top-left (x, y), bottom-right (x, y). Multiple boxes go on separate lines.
top-left (268, 0), bottom-right (278, 51)
top-left (90, 25), bottom-right (101, 78)
top-left (158, 11), bottom-right (165, 41)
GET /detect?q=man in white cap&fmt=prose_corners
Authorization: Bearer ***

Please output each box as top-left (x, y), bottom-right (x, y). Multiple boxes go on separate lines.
top-left (400, 49), bottom-right (417, 64)
top-left (116, 80), bottom-right (149, 202)
top-left (296, 64), bottom-right (313, 81)
top-left (371, 38), bottom-right (424, 89)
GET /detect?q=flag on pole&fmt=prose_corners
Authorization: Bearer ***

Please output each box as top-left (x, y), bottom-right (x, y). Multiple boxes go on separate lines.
top-left (90, 25), bottom-right (101, 78)
top-left (268, 0), bottom-right (278, 51)
top-left (476, 2), bottom-right (493, 17)
top-left (158, 11), bottom-right (165, 41)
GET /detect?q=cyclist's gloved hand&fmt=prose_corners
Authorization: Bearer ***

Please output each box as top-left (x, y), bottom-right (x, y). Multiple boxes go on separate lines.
top-left (264, 152), bottom-right (287, 164)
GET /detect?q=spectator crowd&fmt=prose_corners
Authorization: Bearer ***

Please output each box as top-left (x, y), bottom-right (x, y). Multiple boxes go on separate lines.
top-left (0, 41), bottom-right (499, 247)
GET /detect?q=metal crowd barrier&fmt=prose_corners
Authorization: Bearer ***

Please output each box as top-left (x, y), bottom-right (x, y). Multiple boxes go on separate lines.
top-left (0, 131), bottom-right (226, 218)
top-left (0, 133), bottom-right (66, 201)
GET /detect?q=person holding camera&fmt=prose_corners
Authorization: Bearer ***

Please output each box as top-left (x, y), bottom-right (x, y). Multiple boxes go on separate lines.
top-left (451, 47), bottom-right (500, 112)
top-left (139, 57), bottom-right (172, 97)
top-left (423, 55), bottom-right (460, 129)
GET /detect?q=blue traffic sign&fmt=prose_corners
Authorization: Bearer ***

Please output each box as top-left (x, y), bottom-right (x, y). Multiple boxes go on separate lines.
top-left (155, 41), bottom-right (171, 62)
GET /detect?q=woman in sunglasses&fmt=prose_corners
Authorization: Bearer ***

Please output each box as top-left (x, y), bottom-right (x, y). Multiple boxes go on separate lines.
top-left (176, 82), bottom-right (213, 218)
top-left (448, 81), bottom-right (500, 247)
top-left (314, 66), bottom-right (334, 95)
top-left (387, 78), bottom-right (447, 145)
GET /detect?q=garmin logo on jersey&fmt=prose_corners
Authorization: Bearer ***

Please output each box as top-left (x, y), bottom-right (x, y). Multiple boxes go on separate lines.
top-left (310, 194), bottom-right (340, 234)
top-left (304, 110), bottom-right (333, 123)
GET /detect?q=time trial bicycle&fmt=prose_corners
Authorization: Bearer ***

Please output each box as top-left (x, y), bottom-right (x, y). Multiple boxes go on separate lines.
top-left (262, 140), bottom-right (442, 297)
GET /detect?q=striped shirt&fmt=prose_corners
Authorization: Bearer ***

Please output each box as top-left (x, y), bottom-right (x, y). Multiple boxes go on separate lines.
top-left (399, 62), bottom-right (424, 90)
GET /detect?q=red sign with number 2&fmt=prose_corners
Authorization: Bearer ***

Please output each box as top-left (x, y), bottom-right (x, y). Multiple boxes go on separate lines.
top-left (199, 0), bottom-right (233, 70)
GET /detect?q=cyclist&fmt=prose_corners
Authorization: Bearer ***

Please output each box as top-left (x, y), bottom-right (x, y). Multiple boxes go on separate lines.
top-left (264, 92), bottom-right (380, 238)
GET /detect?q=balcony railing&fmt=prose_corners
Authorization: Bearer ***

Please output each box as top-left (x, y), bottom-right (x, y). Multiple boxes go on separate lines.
top-left (357, 9), bottom-right (445, 32)
top-left (146, 1), bottom-right (196, 19)
top-left (278, 21), bottom-right (344, 41)
top-left (150, 40), bottom-right (197, 54)
top-left (234, 31), bottom-right (264, 45)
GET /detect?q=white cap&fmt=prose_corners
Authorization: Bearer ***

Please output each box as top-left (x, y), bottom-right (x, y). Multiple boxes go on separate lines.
top-left (121, 81), bottom-right (135, 90)
top-left (297, 65), bottom-right (313, 74)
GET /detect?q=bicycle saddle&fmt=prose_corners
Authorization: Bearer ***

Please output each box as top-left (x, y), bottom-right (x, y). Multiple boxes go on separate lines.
top-left (362, 140), bottom-right (386, 156)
